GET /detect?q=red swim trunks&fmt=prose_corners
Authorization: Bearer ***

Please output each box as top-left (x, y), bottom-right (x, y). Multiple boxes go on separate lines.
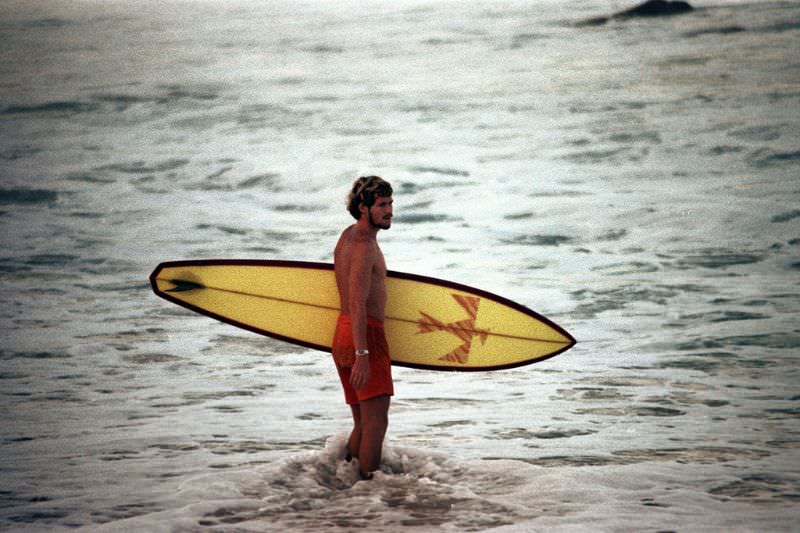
top-left (331, 315), bottom-right (394, 405)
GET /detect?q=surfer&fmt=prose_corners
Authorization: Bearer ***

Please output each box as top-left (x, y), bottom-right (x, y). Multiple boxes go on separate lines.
top-left (332, 176), bottom-right (394, 480)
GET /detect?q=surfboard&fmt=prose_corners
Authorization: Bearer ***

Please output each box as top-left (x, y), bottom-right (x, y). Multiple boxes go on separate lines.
top-left (149, 260), bottom-right (576, 371)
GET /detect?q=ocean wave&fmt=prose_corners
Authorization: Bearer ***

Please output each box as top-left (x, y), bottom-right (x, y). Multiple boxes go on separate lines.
top-left (771, 210), bottom-right (800, 223)
top-left (750, 149), bottom-right (800, 168)
top-left (2, 87), bottom-right (221, 117)
top-left (2, 101), bottom-right (101, 115)
top-left (0, 188), bottom-right (58, 205)
top-left (501, 234), bottom-right (573, 246)
top-left (683, 25), bottom-right (746, 38)
top-left (97, 159), bottom-right (190, 174)
top-left (408, 166), bottom-right (471, 177)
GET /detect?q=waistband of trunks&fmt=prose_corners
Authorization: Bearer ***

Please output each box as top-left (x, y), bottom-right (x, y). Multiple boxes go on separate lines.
top-left (337, 314), bottom-right (384, 328)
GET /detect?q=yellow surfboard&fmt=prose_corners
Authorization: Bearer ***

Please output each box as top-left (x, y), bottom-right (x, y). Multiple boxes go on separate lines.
top-left (149, 260), bottom-right (575, 371)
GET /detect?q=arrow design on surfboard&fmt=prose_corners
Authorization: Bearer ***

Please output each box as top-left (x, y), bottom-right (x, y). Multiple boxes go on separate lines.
top-left (417, 294), bottom-right (490, 364)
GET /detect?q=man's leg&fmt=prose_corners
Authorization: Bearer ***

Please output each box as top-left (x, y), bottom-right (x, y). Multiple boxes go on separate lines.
top-left (357, 395), bottom-right (390, 476)
top-left (347, 404), bottom-right (361, 461)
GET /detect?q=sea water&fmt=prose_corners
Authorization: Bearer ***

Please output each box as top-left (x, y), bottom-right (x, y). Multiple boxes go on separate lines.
top-left (0, 0), bottom-right (798, 530)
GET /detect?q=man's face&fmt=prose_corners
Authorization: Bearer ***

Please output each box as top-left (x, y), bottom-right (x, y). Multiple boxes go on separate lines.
top-left (367, 194), bottom-right (393, 230)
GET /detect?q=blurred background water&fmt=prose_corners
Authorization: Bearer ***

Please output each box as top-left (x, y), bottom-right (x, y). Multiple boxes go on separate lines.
top-left (0, 0), bottom-right (798, 530)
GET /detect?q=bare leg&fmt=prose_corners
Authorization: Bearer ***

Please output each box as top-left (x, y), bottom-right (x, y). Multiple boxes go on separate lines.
top-left (357, 395), bottom-right (390, 476)
top-left (347, 404), bottom-right (361, 461)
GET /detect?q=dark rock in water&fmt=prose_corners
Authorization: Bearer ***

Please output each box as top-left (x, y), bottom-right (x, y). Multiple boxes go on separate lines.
top-left (578, 0), bottom-right (693, 26)
top-left (617, 0), bottom-right (693, 18)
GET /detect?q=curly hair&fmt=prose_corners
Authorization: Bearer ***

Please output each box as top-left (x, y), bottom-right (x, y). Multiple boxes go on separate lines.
top-left (346, 176), bottom-right (393, 220)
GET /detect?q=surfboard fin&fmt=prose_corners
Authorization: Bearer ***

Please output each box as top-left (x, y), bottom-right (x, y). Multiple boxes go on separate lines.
top-left (165, 279), bottom-right (205, 292)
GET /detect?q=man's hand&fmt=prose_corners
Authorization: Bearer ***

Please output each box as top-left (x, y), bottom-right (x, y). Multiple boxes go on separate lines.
top-left (350, 355), bottom-right (370, 390)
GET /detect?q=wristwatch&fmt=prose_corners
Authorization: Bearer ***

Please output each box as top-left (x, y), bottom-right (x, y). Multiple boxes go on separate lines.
top-left (355, 349), bottom-right (370, 357)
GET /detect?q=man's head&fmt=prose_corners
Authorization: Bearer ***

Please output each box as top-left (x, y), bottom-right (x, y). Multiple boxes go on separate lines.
top-left (347, 176), bottom-right (393, 229)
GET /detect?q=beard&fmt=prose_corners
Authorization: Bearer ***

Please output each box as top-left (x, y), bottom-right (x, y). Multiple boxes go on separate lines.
top-left (369, 209), bottom-right (391, 230)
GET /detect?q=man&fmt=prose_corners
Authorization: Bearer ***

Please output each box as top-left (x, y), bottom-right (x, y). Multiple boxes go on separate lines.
top-left (331, 176), bottom-right (394, 480)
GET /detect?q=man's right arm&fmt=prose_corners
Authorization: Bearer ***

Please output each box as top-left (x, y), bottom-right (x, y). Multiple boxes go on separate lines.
top-left (348, 239), bottom-right (374, 389)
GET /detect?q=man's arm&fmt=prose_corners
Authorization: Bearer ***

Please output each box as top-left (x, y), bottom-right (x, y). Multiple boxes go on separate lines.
top-left (348, 239), bottom-right (374, 389)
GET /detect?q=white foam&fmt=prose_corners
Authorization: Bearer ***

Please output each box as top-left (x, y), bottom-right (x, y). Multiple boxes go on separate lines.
top-left (87, 434), bottom-right (798, 532)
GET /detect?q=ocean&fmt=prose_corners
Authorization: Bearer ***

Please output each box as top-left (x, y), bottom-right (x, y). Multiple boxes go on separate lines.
top-left (0, 0), bottom-right (798, 530)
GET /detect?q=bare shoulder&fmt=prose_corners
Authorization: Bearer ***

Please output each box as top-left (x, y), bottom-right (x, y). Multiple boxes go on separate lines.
top-left (342, 228), bottom-right (377, 271)
top-left (334, 226), bottom-right (353, 252)
top-left (351, 233), bottom-right (377, 265)
top-left (335, 226), bottom-right (375, 265)
top-left (334, 226), bottom-right (356, 258)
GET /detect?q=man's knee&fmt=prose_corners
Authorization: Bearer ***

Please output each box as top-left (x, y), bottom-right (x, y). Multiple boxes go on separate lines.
top-left (361, 396), bottom-right (389, 428)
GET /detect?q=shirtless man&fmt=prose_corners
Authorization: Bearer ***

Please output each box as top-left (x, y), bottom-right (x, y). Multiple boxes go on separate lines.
top-left (332, 176), bottom-right (394, 480)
